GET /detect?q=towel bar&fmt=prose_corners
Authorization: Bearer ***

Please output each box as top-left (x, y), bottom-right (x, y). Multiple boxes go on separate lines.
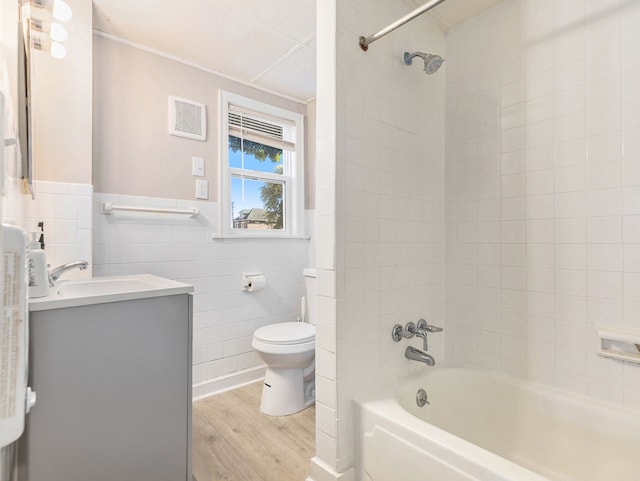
top-left (100, 201), bottom-right (199, 218)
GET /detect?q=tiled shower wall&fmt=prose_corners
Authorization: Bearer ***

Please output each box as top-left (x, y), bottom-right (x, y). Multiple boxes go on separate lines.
top-left (446, 0), bottom-right (640, 407)
top-left (314, 0), bottom-right (446, 477)
top-left (93, 193), bottom-right (311, 397)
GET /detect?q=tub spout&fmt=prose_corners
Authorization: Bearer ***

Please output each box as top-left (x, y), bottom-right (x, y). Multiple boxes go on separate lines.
top-left (405, 346), bottom-right (435, 366)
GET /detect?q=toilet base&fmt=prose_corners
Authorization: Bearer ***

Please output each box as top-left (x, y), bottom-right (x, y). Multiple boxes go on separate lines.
top-left (260, 367), bottom-right (315, 416)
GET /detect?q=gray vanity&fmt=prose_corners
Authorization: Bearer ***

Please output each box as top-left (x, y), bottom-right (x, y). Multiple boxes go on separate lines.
top-left (21, 275), bottom-right (193, 481)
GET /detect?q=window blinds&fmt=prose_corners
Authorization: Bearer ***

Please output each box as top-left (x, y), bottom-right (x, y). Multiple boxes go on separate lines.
top-left (228, 105), bottom-right (296, 152)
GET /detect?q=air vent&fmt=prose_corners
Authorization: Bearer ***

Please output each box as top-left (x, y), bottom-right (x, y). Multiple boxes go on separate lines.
top-left (168, 96), bottom-right (206, 141)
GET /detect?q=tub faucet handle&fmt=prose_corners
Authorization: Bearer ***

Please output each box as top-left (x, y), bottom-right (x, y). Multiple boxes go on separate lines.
top-left (391, 322), bottom-right (417, 342)
top-left (404, 321), bottom-right (417, 337)
top-left (417, 319), bottom-right (443, 333)
top-left (415, 319), bottom-right (443, 351)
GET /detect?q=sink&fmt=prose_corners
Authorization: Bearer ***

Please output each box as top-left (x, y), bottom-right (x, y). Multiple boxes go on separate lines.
top-left (57, 278), bottom-right (157, 298)
top-left (29, 274), bottom-right (193, 311)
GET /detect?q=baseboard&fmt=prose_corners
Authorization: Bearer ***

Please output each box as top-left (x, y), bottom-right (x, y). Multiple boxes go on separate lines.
top-left (192, 365), bottom-right (266, 401)
top-left (308, 457), bottom-right (356, 481)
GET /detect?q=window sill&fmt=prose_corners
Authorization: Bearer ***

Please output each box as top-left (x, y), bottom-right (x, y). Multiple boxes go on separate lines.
top-left (212, 233), bottom-right (310, 240)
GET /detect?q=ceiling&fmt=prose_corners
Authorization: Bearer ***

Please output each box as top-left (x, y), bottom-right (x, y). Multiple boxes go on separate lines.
top-left (424, 0), bottom-right (504, 32)
top-left (92, 0), bottom-right (503, 104)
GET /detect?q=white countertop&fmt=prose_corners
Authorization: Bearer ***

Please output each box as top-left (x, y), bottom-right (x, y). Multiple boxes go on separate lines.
top-left (29, 274), bottom-right (193, 311)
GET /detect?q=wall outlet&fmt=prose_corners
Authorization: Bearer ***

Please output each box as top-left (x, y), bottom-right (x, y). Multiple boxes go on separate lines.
top-left (192, 157), bottom-right (204, 177)
top-left (195, 180), bottom-right (208, 199)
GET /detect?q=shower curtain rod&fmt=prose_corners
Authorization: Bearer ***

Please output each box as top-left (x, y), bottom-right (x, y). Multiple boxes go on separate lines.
top-left (359, 0), bottom-right (447, 51)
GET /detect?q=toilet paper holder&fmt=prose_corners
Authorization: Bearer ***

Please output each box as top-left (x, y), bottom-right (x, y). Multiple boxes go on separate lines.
top-left (241, 272), bottom-right (267, 292)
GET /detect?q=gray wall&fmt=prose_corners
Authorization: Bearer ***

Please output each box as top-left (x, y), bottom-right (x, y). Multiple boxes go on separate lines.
top-left (93, 35), bottom-right (315, 207)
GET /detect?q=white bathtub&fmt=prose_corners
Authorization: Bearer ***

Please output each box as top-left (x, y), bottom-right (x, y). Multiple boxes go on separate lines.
top-left (357, 367), bottom-right (640, 481)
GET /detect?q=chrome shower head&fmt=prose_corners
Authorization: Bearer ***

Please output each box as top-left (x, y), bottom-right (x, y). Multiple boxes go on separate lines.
top-left (423, 54), bottom-right (444, 74)
top-left (403, 51), bottom-right (445, 75)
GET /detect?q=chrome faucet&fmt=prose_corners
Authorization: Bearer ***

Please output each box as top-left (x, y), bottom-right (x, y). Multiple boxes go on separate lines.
top-left (392, 318), bottom-right (443, 366)
top-left (48, 260), bottom-right (89, 286)
top-left (405, 346), bottom-right (435, 366)
top-left (415, 319), bottom-right (443, 351)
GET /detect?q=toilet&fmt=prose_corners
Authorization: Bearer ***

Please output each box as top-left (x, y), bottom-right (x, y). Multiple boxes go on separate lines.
top-left (252, 268), bottom-right (316, 416)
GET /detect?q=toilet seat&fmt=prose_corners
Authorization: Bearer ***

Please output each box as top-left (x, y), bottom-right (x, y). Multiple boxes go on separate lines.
top-left (254, 322), bottom-right (315, 345)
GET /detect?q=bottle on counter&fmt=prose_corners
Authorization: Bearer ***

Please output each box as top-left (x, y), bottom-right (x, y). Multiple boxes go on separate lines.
top-left (27, 228), bottom-right (48, 298)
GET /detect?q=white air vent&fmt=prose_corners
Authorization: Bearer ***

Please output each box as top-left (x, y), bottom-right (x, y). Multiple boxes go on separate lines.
top-left (168, 96), bottom-right (206, 141)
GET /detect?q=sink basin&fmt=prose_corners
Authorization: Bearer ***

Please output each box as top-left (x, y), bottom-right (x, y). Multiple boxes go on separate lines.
top-left (57, 278), bottom-right (156, 298)
top-left (29, 274), bottom-right (193, 311)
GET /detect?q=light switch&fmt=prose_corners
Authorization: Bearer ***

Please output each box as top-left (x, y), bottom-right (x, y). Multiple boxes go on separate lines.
top-left (192, 157), bottom-right (205, 177)
top-left (195, 179), bottom-right (208, 199)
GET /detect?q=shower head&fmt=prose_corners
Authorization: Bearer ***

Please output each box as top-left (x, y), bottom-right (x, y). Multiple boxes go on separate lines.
top-left (423, 54), bottom-right (444, 74)
top-left (403, 51), bottom-right (445, 75)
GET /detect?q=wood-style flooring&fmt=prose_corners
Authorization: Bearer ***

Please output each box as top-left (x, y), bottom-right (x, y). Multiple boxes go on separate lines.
top-left (192, 381), bottom-right (315, 481)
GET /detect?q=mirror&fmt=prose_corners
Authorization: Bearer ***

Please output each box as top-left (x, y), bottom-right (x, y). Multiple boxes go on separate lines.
top-left (17, 7), bottom-right (34, 198)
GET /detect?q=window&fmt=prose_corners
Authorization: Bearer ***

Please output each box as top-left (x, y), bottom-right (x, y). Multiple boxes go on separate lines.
top-left (218, 91), bottom-right (305, 237)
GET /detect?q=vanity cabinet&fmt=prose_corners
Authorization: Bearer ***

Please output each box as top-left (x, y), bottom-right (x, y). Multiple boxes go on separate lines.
top-left (21, 285), bottom-right (192, 481)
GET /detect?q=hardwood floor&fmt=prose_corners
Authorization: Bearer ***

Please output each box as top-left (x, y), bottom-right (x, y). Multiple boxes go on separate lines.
top-left (192, 381), bottom-right (315, 481)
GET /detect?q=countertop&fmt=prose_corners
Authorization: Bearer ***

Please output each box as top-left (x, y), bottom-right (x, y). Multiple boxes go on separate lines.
top-left (29, 274), bottom-right (194, 311)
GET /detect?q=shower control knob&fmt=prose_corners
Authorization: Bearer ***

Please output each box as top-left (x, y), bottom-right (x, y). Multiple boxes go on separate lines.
top-left (392, 324), bottom-right (404, 342)
top-left (391, 322), bottom-right (417, 341)
top-left (404, 322), bottom-right (417, 337)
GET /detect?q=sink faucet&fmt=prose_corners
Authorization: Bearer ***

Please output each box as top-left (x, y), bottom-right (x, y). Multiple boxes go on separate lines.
top-left (405, 346), bottom-right (435, 366)
top-left (49, 260), bottom-right (89, 286)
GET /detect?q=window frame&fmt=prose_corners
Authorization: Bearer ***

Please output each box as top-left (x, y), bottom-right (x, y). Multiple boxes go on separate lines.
top-left (217, 90), bottom-right (305, 238)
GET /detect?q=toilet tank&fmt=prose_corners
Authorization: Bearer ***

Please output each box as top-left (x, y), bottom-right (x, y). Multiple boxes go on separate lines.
top-left (303, 268), bottom-right (317, 324)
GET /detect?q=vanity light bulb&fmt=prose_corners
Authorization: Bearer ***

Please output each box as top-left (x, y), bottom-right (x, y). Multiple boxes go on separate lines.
top-left (52, 0), bottom-right (72, 22)
top-left (49, 23), bottom-right (67, 42)
top-left (49, 41), bottom-right (67, 59)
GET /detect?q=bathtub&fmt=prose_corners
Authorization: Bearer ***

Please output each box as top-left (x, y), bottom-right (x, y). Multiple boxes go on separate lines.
top-left (357, 367), bottom-right (640, 481)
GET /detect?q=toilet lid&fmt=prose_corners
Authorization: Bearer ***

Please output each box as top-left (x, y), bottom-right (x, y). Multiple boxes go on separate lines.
top-left (254, 322), bottom-right (315, 345)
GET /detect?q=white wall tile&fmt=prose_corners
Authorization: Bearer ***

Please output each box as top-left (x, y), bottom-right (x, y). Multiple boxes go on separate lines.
top-left (4, 181), bottom-right (93, 280)
top-left (588, 244), bottom-right (622, 271)
top-left (446, 0), bottom-right (640, 414)
top-left (92, 192), bottom-right (310, 391)
top-left (321, 0), bottom-right (447, 472)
